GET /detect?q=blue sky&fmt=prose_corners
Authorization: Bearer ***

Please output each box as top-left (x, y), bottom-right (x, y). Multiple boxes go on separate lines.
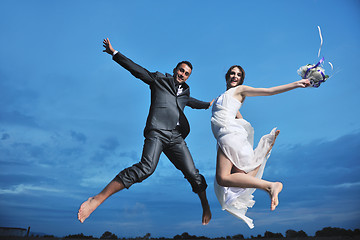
top-left (0, 0), bottom-right (359, 238)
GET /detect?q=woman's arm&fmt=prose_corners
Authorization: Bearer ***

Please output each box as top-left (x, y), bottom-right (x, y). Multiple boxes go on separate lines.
top-left (237, 79), bottom-right (310, 98)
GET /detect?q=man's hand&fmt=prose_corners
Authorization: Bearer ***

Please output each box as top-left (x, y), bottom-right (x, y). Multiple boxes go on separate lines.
top-left (103, 38), bottom-right (115, 55)
top-left (207, 99), bottom-right (215, 109)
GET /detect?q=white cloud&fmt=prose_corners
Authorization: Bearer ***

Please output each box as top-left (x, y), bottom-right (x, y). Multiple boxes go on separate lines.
top-left (333, 181), bottom-right (360, 189)
top-left (0, 184), bottom-right (63, 195)
top-left (306, 181), bottom-right (360, 189)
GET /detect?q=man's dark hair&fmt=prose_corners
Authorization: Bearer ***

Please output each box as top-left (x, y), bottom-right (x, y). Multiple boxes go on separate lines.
top-left (175, 61), bottom-right (193, 70)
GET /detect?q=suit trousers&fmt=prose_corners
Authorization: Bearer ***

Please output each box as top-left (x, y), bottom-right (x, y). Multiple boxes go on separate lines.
top-left (116, 128), bottom-right (207, 193)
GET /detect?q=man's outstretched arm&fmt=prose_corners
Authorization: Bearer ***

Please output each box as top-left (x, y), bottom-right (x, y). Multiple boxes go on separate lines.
top-left (103, 38), bottom-right (155, 85)
top-left (187, 97), bottom-right (214, 109)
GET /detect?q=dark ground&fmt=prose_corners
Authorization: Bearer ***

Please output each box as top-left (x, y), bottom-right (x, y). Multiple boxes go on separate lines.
top-left (1, 237), bottom-right (360, 240)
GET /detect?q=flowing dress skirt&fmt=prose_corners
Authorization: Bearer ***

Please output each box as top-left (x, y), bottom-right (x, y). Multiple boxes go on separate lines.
top-left (212, 110), bottom-right (276, 228)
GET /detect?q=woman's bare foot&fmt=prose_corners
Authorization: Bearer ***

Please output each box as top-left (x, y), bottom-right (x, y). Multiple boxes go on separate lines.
top-left (78, 197), bottom-right (101, 223)
top-left (202, 204), bottom-right (212, 225)
top-left (269, 182), bottom-right (283, 211)
top-left (266, 130), bottom-right (280, 156)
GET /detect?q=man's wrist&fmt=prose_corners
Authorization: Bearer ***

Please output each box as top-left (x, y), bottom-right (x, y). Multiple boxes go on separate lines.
top-left (112, 50), bottom-right (118, 56)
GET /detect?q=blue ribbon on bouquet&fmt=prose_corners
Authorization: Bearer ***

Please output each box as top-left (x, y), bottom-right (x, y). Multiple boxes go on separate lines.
top-left (304, 57), bottom-right (326, 88)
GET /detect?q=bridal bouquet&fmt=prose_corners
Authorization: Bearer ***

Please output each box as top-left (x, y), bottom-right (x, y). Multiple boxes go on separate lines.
top-left (297, 26), bottom-right (333, 88)
top-left (297, 58), bottom-right (329, 88)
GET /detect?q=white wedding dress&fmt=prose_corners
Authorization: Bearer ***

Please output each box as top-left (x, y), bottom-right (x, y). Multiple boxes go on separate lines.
top-left (211, 87), bottom-right (277, 229)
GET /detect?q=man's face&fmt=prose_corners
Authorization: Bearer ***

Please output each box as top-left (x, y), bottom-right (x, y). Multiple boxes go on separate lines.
top-left (173, 63), bottom-right (192, 84)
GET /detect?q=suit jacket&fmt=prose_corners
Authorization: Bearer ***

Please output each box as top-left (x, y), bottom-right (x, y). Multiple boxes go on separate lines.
top-left (113, 51), bottom-right (210, 139)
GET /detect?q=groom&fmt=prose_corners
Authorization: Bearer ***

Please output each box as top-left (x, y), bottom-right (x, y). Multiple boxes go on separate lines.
top-left (78, 38), bottom-right (213, 225)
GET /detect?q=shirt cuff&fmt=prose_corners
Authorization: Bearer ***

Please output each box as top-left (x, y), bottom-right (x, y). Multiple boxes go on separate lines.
top-left (112, 50), bottom-right (118, 56)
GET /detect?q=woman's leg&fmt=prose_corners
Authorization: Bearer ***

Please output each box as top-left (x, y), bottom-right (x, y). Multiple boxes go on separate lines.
top-left (246, 129), bottom-right (281, 177)
top-left (216, 148), bottom-right (282, 210)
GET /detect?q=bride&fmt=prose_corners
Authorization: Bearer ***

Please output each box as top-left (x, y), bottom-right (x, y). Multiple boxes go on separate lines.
top-left (211, 65), bottom-right (310, 228)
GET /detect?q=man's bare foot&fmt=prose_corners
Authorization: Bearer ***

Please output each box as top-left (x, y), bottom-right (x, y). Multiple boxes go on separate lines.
top-left (78, 197), bottom-right (101, 223)
top-left (269, 182), bottom-right (283, 211)
top-left (266, 130), bottom-right (280, 156)
top-left (202, 204), bottom-right (212, 225)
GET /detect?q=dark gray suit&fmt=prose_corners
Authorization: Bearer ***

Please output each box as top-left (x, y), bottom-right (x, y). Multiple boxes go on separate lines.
top-left (113, 51), bottom-right (209, 193)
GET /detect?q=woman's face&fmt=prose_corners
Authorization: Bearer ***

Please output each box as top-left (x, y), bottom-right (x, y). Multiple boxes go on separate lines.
top-left (226, 67), bottom-right (243, 89)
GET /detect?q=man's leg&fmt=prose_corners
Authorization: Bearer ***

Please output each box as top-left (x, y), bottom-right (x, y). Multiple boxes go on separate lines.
top-left (117, 131), bottom-right (164, 188)
top-left (197, 189), bottom-right (212, 225)
top-left (78, 131), bottom-right (164, 223)
top-left (164, 132), bottom-right (212, 225)
top-left (78, 178), bottom-right (124, 223)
